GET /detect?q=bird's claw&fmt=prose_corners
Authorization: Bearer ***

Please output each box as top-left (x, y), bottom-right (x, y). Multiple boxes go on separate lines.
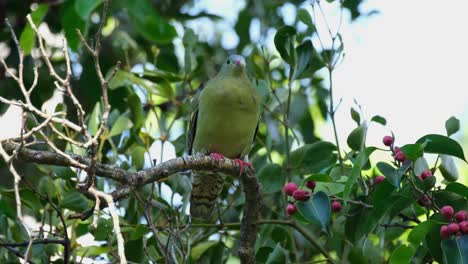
top-left (234, 159), bottom-right (253, 175)
top-left (209, 153), bottom-right (225, 161)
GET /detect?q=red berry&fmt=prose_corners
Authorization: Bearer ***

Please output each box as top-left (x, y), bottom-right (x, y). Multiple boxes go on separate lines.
top-left (374, 175), bottom-right (385, 185)
top-left (448, 223), bottom-right (460, 235)
top-left (283, 182), bottom-right (298, 196)
top-left (292, 189), bottom-right (310, 201)
top-left (305, 181), bottom-right (316, 191)
top-left (286, 204), bottom-right (297, 216)
top-left (459, 221), bottom-right (468, 234)
top-left (455, 210), bottom-right (467, 223)
top-left (441, 206), bottom-right (455, 220)
top-left (383, 136), bottom-right (394, 147)
top-left (417, 195), bottom-right (431, 207)
top-left (331, 201), bottom-right (342, 212)
top-left (440, 225), bottom-right (450, 239)
top-left (394, 151), bottom-right (406, 162)
top-left (420, 170), bottom-right (432, 180)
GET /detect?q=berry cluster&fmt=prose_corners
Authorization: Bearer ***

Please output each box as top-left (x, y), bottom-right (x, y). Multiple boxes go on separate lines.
top-left (382, 135), bottom-right (407, 162)
top-left (283, 181), bottom-right (342, 215)
top-left (439, 205), bottom-right (468, 239)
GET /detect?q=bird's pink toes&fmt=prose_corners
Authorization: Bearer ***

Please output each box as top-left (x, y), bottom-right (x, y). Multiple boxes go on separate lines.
top-left (234, 159), bottom-right (253, 174)
top-left (209, 153), bottom-right (225, 161)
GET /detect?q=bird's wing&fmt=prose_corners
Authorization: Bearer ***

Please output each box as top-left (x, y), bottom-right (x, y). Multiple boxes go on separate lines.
top-left (187, 95), bottom-right (199, 155)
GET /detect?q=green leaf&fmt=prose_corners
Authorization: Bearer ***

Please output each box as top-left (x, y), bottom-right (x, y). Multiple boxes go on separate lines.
top-left (258, 163), bottom-right (283, 194)
top-left (297, 8), bottom-right (314, 29)
top-left (62, 1), bottom-right (87, 51)
top-left (120, 0), bottom-right (176, 44)
top-left (445, 182), bottom-right (468, 199)
top-left (274, 26), bottom-right (297, 65)
top-left (400, 143), bottom-right (425, 161)
top-left (128, 93), bottom-right (144, 129)
top-left (441, 235), bottom-right (468, 264)
top-left (350, 108), bottom-right (360, 125)
top-left (20, 4), bottom-right (49, 55)
top-left (183, 28), bottom-right (197, 74)
top-left (60, 190), bottom-right (88, 212)
top-left (416, 134), bottom-right (466, 161)
top-left (389, 245), bottom-right (415, 264)
top-left (109, 70), bottom-right (175, 99)
top-left (445, 116), bottom-right (460, 137)
top-left (347, 125), bottom-right (366, 151)
top-left (304, 173), bottom-right (332, 182)
top-left (408, 220), bottom-right (438, 246)
top-left (439, 155), bottom-right (459, 182)
top-left (88, 102), bottom-right (101, 135)
top-left (294, 40), bottom-right (313, 80)
top-left (289, 141), bottom-right (337, 174)
top-left (371, 115), bottom-right (387, 125)
top-left (125, 237), bottom-right (144, 262)
top-left (266, 243), bottom-right (287, 264)
top-left (109, 115), bottom-right (133, 137)
top-left (191, 241), bottom-right (218, 261)
top-left (344, 147), bottom-right (376, 202)
top-left (131, 146), bottom-right (146, 170)
top-left (296, 191), bottom-right (331, 231)
top-left (414, 157), bottom-right (429, 176)
top-left (377, 162), bottom-right (399, 188)
top-left (75, 246), bottom-right (110, 256)
top-left (75, 0), bottom-right (103, 20)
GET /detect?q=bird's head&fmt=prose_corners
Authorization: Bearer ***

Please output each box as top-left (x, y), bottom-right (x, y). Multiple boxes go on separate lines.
top-left (219, 54), bottom-right (247, 76)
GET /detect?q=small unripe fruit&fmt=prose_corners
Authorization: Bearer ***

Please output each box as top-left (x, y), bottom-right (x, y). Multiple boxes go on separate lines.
top-left (305, 181), bottom-right (316, 191)
top-left (283, 182), bottom-right (298, 196)
top-left (419, 170), bottom-right (432, 181)
top-left (292, 189), bottom-right (310, 201)
top-left (417, 195), bottom-right (431, 207)
top-left (286, 204), bottom-right (297, 216)
top-left (374, 175), bottom-right (385, 185)
top-left (441, 206), bottom-right (455, 220)
top-left (383, 136), bottom-right (394, 147)
top-left (440, 225), bottom-right (450, 239)
top-left (394, 151), bottom-right (406, 162)
top-left (331, 201), bottom-right (342, 212)
top-left (455, 210), bottom-right (467, 223)
top-left (459, 221), bottom-right (468, 234)
top-left (448, 223), bottom-right (460, 235)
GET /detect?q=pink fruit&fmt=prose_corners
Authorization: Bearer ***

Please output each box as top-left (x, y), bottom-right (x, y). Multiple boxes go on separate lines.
top-left (455, 210), bottom-right (467, 223)
top-left (394, 151), bottom-right (406, 162)
top-left (440, 225), bottom-right (450, 239)
top-left (283, 182), bottom-right (298, 196)
top-left (331, 201), bottom-right (342, 212)
top-left (286, 204), bottom-right (297, 216)
top-left (441, 206), bottom-right (455, 220)
top-left (383, 136), bottom-right (394, 147)
top-left (448, 223), bottom-right (460, 235)
top-left (374, 175), bottom-right (385, 185)
top-left (459, 221), bottom-right (468, 234)
top-left (417, 195), bottom-right (431, 207)
top-left (305, 181), bottom-right (317, 191)
top-left (292, 189), bottom-right (310, 201)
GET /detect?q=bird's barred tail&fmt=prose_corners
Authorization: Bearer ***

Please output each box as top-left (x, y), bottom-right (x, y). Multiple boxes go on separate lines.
top-left (190, 171), bottom-right (224, 219)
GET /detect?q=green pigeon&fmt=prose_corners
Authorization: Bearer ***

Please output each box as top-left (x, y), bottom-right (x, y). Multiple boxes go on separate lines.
top-left (188, 54), bottom-right (260, 219)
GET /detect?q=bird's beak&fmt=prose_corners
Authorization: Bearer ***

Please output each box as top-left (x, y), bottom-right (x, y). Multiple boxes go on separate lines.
top-left (235, 60), bottom-right (246, 67)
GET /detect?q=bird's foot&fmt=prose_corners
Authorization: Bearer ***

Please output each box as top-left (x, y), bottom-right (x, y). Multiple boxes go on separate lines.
top-left (209, 153), bottom-right (225, 161)
top-left (234, 159), bottom-right (253, 175)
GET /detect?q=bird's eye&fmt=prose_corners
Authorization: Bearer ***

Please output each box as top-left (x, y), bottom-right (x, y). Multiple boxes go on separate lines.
top-left (226, 60), bottom-right (231, 65)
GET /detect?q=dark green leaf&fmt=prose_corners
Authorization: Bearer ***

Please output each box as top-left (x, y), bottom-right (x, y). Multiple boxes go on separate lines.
top-left (441, 235), bottom-right (468, 264)
top-left (445, 116), bottom-right (460, 137)
top-left (258, 163), bottom-right (283, 193)
top-left (88, 102), bottom-right (101, 135)
top-left (350, 108), bottom-right (360, 125)
top-left (131, 146), bottom-right (146, 170)
top-left (439, 155), bottom-right (459, 182)
top-left (128, 93), bottom-right (144, 129)
top-left (445, 182), bottom-right (468, 199)
top-left (297, 8), bottom-right (314, 29)
top-left (296, 191), bottom-right (331, 231)
top-left (389, 245), bottom-right (415, 264)
top-left (75, 0), bottom-right (103, 20)
top-left (20, 4), bottom-right (49, 54)
top-left (347, 125), bottom-right (366, 151)
top-left (344, 147), bottom-right (376, 202)
top-left (120, 0), bottom-right (176, 44)
top-left (62, 1), bottom-right (87, 51)
top-left (416, 134), bottom-right (466, 161)
top-left (60, 191), bottom-right (88, 212)
top-left (191, 241), bottom-right (218, 261)
top-left (304, 173), bottom-right (332, 182)
top-left (371, 115), bottom-right (387, 125)
top-left (183, 28), bottom-right (197, 74)
top-left (274, 26), bottom-right (296, 65)
top-left (408, 220), bottom-right (438, 246)
top-left (289, 141), bottom-right (337, 174)
top-left (294, 40), bottom-right (313, 80)
top-left (266, 243), bottom-right (287, 264)
top-left (377, 162), bottom-right (399, 188)
top-left (125, 237), bottom-right (144, 262)
top-left (400, 143), bottom-right (425, 161)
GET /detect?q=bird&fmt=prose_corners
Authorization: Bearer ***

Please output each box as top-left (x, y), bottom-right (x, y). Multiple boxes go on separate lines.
top-left (187, 54), bottom-right (260, 220)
